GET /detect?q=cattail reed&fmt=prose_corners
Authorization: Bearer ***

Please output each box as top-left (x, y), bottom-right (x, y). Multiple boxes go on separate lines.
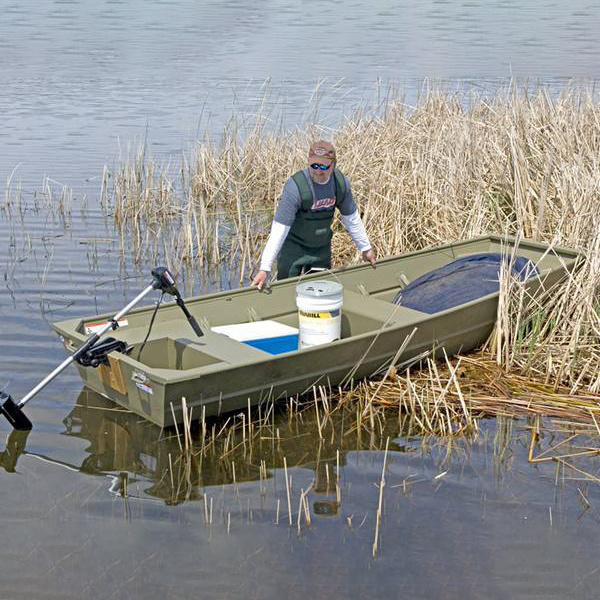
top-left (98, 85), bottom-right (599, 399)
top-left (284, 456), bottom-right (292, 525)
top-left (373, 437), bottom-right (390, 557)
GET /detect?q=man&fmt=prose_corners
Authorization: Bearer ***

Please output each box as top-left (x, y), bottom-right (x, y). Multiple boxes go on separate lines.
top-left (252, 140), bottom-right (376, 289)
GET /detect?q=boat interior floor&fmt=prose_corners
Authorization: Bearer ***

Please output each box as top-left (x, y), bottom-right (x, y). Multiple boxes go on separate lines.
top-left (72, 239), bottom-right (572, 373)
top-left (105, 289), bottom-right (427, 371)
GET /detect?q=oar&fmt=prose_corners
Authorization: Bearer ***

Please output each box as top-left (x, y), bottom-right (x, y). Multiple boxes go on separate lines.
top-left (0, 267), bottom-right (203, 430)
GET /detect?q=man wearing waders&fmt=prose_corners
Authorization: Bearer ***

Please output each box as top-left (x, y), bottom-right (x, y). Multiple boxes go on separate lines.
top-left (252, 140), bottom-right (376, 289)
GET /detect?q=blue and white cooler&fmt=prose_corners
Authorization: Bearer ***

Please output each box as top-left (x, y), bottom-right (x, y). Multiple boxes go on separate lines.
top-left (211, 321), bottom-right (299, 355)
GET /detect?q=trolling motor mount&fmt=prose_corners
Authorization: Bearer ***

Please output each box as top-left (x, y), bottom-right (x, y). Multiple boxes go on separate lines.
top-left (0, 265), bottom-right (203, 431)
top-left (75, 337), bottom-right (130, 368)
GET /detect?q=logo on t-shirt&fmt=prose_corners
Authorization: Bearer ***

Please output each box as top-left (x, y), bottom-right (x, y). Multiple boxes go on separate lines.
top-left (311, 197), bottom-right (336, 211)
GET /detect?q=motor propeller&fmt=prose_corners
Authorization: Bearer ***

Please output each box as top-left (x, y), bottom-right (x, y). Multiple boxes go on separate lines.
top-left (0, 392), bottom-right (33, 431)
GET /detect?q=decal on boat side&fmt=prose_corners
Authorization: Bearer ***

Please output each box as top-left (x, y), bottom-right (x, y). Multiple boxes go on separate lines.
top-left (135, 382), bottom-right (154, 395)
top-left (83, 318), bottom-right (129, 335)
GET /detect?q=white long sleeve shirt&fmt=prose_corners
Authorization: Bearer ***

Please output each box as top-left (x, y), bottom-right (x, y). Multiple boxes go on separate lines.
top-left (259, 209), bottom-right (371, 272)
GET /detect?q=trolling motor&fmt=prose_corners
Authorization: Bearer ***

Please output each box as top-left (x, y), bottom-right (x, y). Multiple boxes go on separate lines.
top-left (0, 267), bottom-right (203, 430)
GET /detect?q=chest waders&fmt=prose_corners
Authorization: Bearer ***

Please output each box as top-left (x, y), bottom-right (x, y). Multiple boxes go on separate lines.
top-left (277, 169), bottom-right (346, 279)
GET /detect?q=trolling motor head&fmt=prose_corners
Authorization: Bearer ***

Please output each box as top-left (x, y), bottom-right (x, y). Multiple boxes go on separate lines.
top-left (151, 267), bottom-right (179, 297)
top-left (0, 392), bottom-right (33, 431)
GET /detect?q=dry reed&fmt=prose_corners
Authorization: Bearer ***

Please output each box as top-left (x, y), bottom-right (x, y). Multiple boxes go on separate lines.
top-left (100, 83), bottom-right (599, 401)
top-left (7, 84), bottom-right (595, 453)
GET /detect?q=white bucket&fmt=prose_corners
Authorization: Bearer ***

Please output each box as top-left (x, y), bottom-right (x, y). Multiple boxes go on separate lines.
top-left (296, 280), bottom-right (343, 349)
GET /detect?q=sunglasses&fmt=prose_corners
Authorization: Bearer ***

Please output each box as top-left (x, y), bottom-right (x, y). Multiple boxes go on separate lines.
top-left (310, 163), bottom-right (331, 171)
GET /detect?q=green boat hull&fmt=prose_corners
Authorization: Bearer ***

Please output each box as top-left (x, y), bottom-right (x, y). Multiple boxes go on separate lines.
top-left (52, 235), bottom-right (580, 427)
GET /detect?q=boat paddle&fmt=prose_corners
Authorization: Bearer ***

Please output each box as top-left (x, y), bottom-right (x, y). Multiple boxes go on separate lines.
top-left (0, 267), bottom-right (202, 431)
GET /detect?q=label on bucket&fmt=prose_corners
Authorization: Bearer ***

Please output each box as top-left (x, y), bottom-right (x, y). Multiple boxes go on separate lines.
top-left (296, 279), bottom-right (343, 349)
top-left (298, 309), bottom-right (341, 348)
top-left (299, 309), bottom-right (340, 320)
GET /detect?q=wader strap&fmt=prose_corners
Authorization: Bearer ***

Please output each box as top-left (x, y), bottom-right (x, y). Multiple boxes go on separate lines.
top-left (292, 171), bottom-right (313, 204)
top-left (291, 169), bottom-right (347, 209)
top-left (333, 168), bottom-right (346, 202)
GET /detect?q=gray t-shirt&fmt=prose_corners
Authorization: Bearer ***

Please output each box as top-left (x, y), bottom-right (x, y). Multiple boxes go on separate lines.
top-left (274, 169), bottom-right (357, 226)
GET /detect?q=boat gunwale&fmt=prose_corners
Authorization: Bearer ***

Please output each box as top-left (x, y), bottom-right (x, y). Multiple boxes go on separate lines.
top-left (51, 235), bottom-right (583, 387)
top-left (54, 234), bottom-right (582, 332)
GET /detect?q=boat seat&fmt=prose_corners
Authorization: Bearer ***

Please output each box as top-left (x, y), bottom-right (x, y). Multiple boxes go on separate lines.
top-left (342, 290), bottom-right (426, 327)
top-left (107, 319), bottom-right (272, 364)
top-left (183, 331), bottom-right (272, 363)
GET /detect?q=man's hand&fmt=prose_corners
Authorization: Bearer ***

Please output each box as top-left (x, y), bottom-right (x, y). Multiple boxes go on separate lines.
top-left (362, 249), bottom-right (376, 268)
top-left (251, 270), bottom-right (269, 290)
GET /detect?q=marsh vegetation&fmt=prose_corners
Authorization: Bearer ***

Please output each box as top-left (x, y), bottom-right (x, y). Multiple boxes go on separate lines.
top-left (90, 84), bottom-right (600, 431)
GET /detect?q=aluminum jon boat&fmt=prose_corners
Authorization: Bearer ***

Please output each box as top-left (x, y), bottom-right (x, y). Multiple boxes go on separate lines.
top-left (51, 235), bottom-right (580, 427)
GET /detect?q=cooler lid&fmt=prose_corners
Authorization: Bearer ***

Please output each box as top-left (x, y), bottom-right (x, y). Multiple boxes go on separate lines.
top-left (212, 320), bottom-right (298, 342)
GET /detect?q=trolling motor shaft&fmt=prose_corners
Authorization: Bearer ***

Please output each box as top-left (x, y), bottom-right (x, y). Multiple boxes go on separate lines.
top-left (151, 267), bottom-right (204, 337)
top-left (0, 267), bottom-right (202, 430)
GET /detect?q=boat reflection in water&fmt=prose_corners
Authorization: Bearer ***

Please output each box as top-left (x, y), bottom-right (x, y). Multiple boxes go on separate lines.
top-left (59, 388), bottom-right (413, 508)
top-left (63, 389), bottom-right (202, 504)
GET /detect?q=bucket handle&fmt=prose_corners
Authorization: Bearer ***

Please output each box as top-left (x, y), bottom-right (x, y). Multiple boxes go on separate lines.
top-left (297, 266), bottom-right (343, 288)
top-left (252, 266), bottom-right (341, 294)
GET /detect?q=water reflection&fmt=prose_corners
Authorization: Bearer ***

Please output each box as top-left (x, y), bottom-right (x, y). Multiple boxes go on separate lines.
top-left (0, 430), bottom-right (30, 473)
top-left (4, 390), bottom-right (600, 598)
top-left (4, 387), bottom-right (599, 515)
top-left (58, 388), bottom-right (413, 506)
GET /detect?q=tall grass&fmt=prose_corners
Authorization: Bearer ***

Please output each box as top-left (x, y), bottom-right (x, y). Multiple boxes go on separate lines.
top-left (101, 83), bottom-right (600, 398)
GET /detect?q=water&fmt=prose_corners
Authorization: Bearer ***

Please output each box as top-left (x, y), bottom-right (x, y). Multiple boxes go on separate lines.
top-left (3, 387), bottom-right (600, 599)
top-left (2, 1), bottom-right (600, 598)
top-left (1, 0), bottom-right (599, 189)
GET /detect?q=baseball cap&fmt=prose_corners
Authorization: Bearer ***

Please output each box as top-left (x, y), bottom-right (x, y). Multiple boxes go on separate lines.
top-left (308, 140), bottom-right (336, 164)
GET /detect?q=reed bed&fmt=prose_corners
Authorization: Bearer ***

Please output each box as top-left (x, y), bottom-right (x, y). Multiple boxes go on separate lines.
top-left (101, 83), bottom-right (600, 411)
top-left (355, 352), bottom-right (600, 430)
top-left (110, 384), bottom-right (600, 544)
top-left (2, 174), bottom-right (74, 220)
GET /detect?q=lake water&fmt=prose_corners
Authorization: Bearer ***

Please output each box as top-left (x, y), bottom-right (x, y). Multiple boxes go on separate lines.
top-left (1, 0), bottom-right (599, 189)
top-left (2, 1), bottom-right (600, 599)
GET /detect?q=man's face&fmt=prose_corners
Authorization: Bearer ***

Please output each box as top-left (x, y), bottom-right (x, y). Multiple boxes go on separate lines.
top-left (308, 160), bottom-right (334, 184)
